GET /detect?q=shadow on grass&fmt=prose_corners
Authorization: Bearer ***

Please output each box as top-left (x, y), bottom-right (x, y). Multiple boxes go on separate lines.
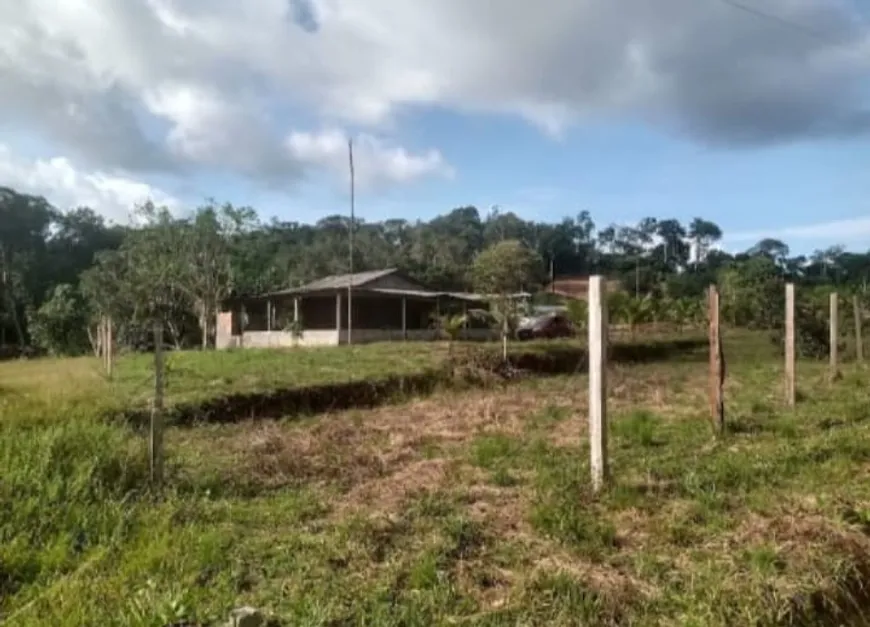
top-left (116, 338), bottom-right (706, 428)
top-left (782, 561), bottom-right (870, 627)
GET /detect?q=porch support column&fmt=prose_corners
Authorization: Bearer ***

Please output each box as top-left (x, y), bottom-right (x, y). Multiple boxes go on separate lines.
top-left (293, 297), bottom-right (299, 324)
top-left (335, 292), bottom-right (342, 337)
top-left (266, 299), bottom-right (272, 332)
top-left (401, 297), bottom-right (407, 340)
top-left (240, 303), bottom-right (247, 347)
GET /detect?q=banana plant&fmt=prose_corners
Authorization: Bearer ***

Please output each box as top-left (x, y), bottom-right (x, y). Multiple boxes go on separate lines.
top-left (611, 293), bottom-right (655, 338)
top-left (668, 297), bottom-right (702, 332)
top-left (565, 299), bottom-right (588, 332)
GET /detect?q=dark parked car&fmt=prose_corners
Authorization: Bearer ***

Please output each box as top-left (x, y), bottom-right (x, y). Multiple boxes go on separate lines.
top-left (516, 313), bottom-right (576, 340)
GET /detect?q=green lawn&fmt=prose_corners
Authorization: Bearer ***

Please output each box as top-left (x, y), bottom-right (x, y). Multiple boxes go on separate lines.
top-left (3, 332), bottom-right (870, 625)
top-left (0, 342), bottom-right (453, 424)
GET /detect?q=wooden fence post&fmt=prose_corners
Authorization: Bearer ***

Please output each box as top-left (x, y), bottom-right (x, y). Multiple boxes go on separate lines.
top-left (785, 283), bottom-right (795, 407)
top-left (854, 295), bottom-right (863, 364)
top-left (830, 293), bottom-right (839, 381)
top-left (151, 322), bottom-right (165, 486)
top-left (588, 275), bottom-right (609, 493)
top-left (708, 285), bottom-right (725, 434)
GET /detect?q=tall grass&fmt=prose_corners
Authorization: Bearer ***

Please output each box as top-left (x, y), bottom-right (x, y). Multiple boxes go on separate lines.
top-left (0, 417), bottom-right (147, 608)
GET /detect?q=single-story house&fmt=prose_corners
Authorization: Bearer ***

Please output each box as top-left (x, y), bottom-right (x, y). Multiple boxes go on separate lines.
top-left (216, 268), bottom-right (498, 348)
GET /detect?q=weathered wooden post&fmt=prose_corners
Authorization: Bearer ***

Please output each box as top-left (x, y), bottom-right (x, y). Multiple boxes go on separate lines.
top-left (708, 285), bottom-right (725, 434)
top-left (830, 292), bottom-right (839, 381)
top-left (588, 275), bottom-right (609, 493)
top-left (151, 322), bottom-right (165, 486)
top-left (785, 283), bottom-right (796, 407)
top-left (854, 295), bottom-right (863, 363)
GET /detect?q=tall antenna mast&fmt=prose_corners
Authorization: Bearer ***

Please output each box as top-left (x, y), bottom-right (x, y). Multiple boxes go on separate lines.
top-left (347, 138), bottom-right (355, 345)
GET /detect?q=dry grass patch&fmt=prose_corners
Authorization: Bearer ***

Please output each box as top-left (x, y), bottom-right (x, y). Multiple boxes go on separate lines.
top-left (339, 458), bottom-right (457, 516)
top-left (170, 380), bottom-right (586, 496)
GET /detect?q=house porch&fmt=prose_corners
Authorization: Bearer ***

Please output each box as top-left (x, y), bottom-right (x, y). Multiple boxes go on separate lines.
top-left (216, 290), bottom-right (493, 349)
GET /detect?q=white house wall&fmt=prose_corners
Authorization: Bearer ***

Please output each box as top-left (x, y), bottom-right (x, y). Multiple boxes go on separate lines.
top-left (234, 330), bottom-right (340, 348)
top-left (217, 327), bottom-right (497, 350)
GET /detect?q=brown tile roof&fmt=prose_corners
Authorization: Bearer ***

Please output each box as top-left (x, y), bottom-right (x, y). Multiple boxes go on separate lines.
top-left (264, 268), bottom-right (400, 296)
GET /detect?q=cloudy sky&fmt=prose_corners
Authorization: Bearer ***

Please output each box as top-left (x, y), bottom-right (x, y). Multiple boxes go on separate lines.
top-left (1, 0), bottom-right (868, 252)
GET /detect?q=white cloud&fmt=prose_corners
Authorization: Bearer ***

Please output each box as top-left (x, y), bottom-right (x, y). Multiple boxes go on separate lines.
top-left (286, 128), bottom-right (453, 189)
top-left (0, 145), bottom-right (179, 223)
top-left (0, 0), bottom-right (866, 198)
top-left (726, 216), bottom-right (870, 245)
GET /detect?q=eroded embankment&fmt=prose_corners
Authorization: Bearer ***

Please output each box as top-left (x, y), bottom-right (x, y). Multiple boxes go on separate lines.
top-left (116, 338), bottom-right (706, 428)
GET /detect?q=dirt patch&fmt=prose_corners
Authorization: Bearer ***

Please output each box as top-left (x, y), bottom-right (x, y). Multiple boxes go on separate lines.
top-left (731, 512), bottom-right (870, 554)
top-left (463, 477), bottom-right (532, 537)
top-left (224, 419), bottom-right (408, 491)
top-left (338, 458), bottom-right (455, 515)
top-left (206, 385), bottom-right (562, 494)
top-left (530, 554), bottom-right (658, 603)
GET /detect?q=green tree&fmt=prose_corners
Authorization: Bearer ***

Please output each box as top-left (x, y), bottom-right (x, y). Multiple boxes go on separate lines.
top-left (688, 218), bottom-right (723, 266)
top-left (718, 256), bottom-right (783, 329)
top-left (81, 203), bottom-right (191, 350)
top-left (470, 240), bottom-right (542, 358)
top-left (0, 187), bottom-right (55, 348)
top-left (179, 201), bottom-right (255, 348)
top-left (748, 238), bottom-right (790, 268)
top-left (27, 284), bottom-right (91, 356)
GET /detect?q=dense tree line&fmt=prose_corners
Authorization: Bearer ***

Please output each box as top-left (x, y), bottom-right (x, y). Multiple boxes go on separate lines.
top-left (1, 185), bottom-right (868, 356)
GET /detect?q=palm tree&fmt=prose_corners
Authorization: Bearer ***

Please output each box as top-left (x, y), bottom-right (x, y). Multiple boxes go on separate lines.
top-left (433, 310), bottom-right (498, 357)
top-left (432, 312), bottom-right (467, 357)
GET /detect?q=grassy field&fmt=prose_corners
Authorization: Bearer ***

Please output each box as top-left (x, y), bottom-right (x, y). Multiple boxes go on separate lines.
top-left (3, 332), bottom-right (870, 625)
top-left (0, 342), bottom-right (449, 423)
top-left (0, 331), bottom-right (698, 424)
